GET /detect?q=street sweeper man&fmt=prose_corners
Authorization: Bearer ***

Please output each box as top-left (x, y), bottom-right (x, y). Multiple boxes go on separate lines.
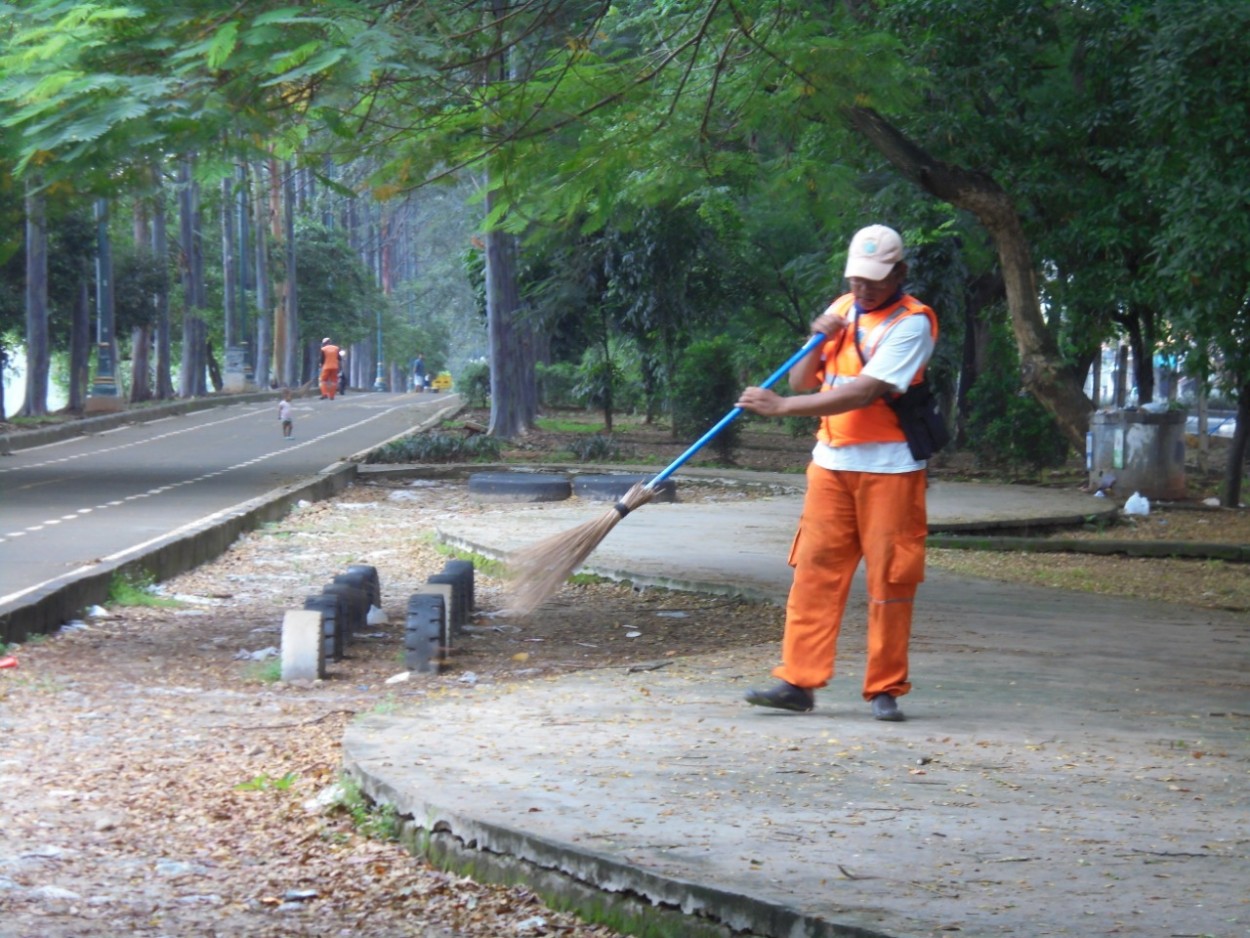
top-left (736, 225), bottom-right (937, 722)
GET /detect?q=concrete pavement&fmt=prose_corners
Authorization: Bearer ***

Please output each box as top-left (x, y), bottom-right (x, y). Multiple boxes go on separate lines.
top-left (344, 474), bottom-right (1250, 938)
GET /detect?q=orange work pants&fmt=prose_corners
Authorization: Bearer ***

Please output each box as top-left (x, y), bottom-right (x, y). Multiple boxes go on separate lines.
top-left (772, 463), bottom-right (928, 699)
top-left (319, 367), bottom-right (339, 399)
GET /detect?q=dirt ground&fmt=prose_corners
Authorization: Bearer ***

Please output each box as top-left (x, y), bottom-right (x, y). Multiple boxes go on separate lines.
top-left (1, 414), bottom-right (1247, 938)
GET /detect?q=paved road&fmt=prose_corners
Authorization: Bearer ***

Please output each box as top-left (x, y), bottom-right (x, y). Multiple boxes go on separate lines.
top-left (0, 392), bottom-right (459, 606)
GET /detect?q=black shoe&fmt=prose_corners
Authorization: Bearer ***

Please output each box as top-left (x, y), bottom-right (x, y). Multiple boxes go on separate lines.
top-left (745, 681), bottom-right (814, 712)
top-left (871, 693), bottom-right (905, 722)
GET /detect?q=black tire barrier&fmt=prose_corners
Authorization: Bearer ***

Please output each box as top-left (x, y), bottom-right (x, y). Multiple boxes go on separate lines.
top-left (333, 571), bottom-right (373, 606)
top-left (303, 592), bottom-right (345, 661)
top-left (405, 593), bottom-right (446, 673)
top-left (343, 564), bottom-right (382, 607)
top-left (571, 473), bottom-right (677, 503)
top-left (425, 572), bottom-right (466, 634)
top-left (322, 582), bottom-right (368, 644)
top-left (467, 471), bottom-right (571, 503)
top-left (440, 559), bottom-right (475, 612)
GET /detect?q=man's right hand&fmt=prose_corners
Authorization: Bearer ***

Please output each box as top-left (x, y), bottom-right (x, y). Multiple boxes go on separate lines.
top-left (810, 306), bottom-right (848, 338)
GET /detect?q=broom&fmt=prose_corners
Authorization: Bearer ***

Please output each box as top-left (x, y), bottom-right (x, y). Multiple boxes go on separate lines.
top-left (504, 332), bottom-right (827, 615)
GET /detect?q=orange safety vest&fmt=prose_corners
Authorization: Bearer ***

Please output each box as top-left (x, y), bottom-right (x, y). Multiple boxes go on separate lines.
top-left (815, 293), bottom-right (938, 449)
top-left (320, 345), bottom-right (341, 370)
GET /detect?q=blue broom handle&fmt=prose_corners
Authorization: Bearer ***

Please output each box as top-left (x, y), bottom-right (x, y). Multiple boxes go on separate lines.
top-left (646, 332), bottom-right (826, 489)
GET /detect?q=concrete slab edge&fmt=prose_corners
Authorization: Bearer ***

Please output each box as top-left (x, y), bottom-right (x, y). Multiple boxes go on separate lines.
top-left (358, 462), bottom-right (805, 495)
top-left (930, 533), bottom-right (1250, 561)
top-left (340, 750), bottom-right (906, 938)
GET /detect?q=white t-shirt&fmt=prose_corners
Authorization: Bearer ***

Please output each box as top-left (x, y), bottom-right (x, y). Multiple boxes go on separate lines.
top-left (810, 313), bottom-right (934, 474)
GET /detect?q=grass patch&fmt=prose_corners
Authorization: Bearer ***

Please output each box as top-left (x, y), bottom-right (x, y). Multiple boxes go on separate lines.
top-left (333, 775), bottom-right (401, 842)
top-left (431, 539), bottom-right (508, 577)
top-left (534, 412), bottom-right (657, 434)
top-left (568, 572), bottom-right (616, 586)
top-left (235, 772), bottom-right (298, 792)
top-left (248, 659), bottom-right (283, 683)
top-left (533, 416), bottom-right (609, 434)
top-left (567, 433), bottom-right (621, 462)
top-left (107, 570), bottom-right (183, 608)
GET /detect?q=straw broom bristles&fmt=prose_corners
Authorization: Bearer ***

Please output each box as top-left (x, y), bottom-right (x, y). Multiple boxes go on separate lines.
top-left (504, 481), bottom-right (657, 615)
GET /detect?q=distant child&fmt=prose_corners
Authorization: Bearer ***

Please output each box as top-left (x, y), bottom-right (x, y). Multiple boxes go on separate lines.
top-left (278, 390), bottom-right (294, 438)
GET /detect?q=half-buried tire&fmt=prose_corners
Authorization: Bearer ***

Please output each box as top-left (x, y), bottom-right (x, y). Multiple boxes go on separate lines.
top-left (467, 471), bottom-right (571, 503)
top-left (571, 473), bottom-right (677, 503)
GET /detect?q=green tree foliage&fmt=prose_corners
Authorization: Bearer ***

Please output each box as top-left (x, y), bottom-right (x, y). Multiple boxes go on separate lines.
top-left (965, 317), bottom-right (1070, 471)
top-left (670, 335), bottom-right (742, 463)
top-left (570, 335), bottom-right (644, 431)
top-left (456, 359), bottom-right (491, 409)
top-left (535, 360), bottom-right (577, 409)
top-left (292, 222), bottom-right (378, 349)
top-left (2, 0), bottom-right (1248, 502)
top-left (1122, 4), bottom-right (1250, 390)
top-left (112, 245), bottom-right (166, 335)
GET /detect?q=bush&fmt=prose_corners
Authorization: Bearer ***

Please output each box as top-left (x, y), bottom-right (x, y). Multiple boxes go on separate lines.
top-left (366, 432), bottom-right (502, 464)
top-left (569, 337), bottom-right (645, 417)
top-left (670, 335), bottom-right (742, 462)
top-left (568, 434), bottom-right (621, 462)
top-left (458, 361), bottom-right (491, 408)
top-left (536, 361), bottom-right (579, 409)
top-left (964, 323), bottom-right (1070, 470)
top-left (782, 415), bottom-right (820, 439)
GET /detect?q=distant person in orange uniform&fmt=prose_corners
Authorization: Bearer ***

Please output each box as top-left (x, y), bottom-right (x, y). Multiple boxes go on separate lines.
top-left (736, 225), bottom-right (938, 722)
top-left (319, 337), bottom-right (344, 400)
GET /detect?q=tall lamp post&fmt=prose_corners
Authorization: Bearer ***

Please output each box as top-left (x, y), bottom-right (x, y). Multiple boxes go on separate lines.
top-left (372, 307), bottom-right (386, 391)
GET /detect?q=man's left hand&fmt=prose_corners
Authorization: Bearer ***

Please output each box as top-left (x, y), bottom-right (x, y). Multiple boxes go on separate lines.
top-left (737, 387), bottom-right (786, 416)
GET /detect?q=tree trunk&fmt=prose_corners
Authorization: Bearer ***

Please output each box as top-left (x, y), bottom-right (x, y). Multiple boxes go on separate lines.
top-left (251, 162), bottom-right (272, 389)
top-left (282, 161), bottom-right (300, 385)
top-left (1222, 379), bottom-right (1249, 508)
top-left (23, 182), bottom-right (49, 417)
top-left (153, 178), bottom-right (174, 400)
top-left (129, 325), bottom-right (152, 402)
top-left (130, 196), bottom-right (154, 405)
top-left (221, 175), bottom-right (237, 350)
top-left (1120, 304), bottom-right (1156, 404)
top-left (956, 271), bottom-right (1003, 444)
top-left (484, 207), bottom-right (537, 438)
top-left (68, 271), bottom-right (90, 413)
top-left (267, 158), bottom-right (288, 385)
top-left (844, 106), bottom-right (1092, 449)
top-left (206, 339), bottom-right (223, 391)
top-left (1114, 345), bottom-right (1129, 407)
top-left (482, 0), bottom-right (538, 439)
top-left (178, 159), bottom-right (208, 397)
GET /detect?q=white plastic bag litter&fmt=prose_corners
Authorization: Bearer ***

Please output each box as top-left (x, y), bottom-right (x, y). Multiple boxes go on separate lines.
top-left (1124, 491), bottom-right (1151, 516)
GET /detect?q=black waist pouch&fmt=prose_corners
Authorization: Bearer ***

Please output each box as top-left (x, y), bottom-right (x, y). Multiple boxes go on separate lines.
top-left (886, 381), bottom-right (950, 461)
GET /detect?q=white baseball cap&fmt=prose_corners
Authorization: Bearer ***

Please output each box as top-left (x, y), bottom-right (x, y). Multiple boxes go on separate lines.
top-left (845, 225), bottom-right (904, 281)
